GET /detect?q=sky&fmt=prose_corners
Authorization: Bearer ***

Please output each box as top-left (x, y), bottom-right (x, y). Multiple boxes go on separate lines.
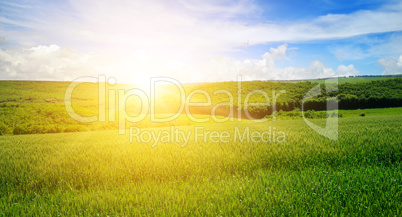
top-left (1, 0), bottom-right (402, 84)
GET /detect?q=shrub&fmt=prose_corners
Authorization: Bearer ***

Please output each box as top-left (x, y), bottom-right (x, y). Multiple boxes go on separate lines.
top-left (0, 122), bottom-right (10, 135)
top-left (13, 125), bottom-right (27, 135)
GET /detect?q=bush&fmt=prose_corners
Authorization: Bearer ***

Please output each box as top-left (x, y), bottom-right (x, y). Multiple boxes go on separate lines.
top-left (13, 125), bottom-right (27, 135)
top-left (0, 122), bottom-right (10, 135)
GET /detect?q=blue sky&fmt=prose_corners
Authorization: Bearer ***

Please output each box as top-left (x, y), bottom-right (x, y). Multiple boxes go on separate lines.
top-left (255, 0), bottom-right (384, 21)
top-left (0, 0), bottom-right (402, 83)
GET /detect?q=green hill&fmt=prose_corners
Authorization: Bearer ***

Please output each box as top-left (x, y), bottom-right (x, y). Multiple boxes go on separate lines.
top-left (0, 77), bottom-right (401, 135)
top-left (305, 74), bottom-right (402, 84)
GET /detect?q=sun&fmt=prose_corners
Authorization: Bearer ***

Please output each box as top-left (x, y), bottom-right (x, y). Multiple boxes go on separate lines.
top-left (131, 76), bottom-right (151, 91)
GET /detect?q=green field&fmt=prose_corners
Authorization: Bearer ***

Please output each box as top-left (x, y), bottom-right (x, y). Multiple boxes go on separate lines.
top-left (336, 107), bottom-right (402, 117)
top-left (0, 78), bottom-right (401, 135)
top-left (307, 74), bottom-right (402, 84)
top-left (269, 107), bottom-right (402, 120)
top-left (0, 79), bottom-right (401, 215)
top-left (1, 115), bottom-right (401, 216)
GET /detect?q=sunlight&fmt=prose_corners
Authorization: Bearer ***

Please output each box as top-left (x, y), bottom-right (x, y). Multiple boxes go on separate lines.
top-left (105, 49), bottom-right (191, 90)
top-left (131, 75), bottom-right (151, 91)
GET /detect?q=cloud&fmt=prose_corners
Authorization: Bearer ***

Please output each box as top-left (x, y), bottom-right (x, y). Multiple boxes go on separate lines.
top-left (0, 44), bottom-right (360, 82)
top-left (0, 0), bottom-right (400, 82)
top-left (2, 0), bottom-right (402, 54)
top-left (205, 1), bottom-right (402, 47)
top-left (197, 44), bottom-right (359, 81)
top-left (329, 45), bottom-right (369, 61)
top-left (0, 45), bottom-right (107, 81)
top-left (262, 44), bottom-right (288, 69)
top-left (177, 0), bottom-right (258, 18)
top-left (327, 32), bottom-right (402, 61)
top-left (0, 44), bottom-right (210, 82)
top-left (336, 64), bottom-right (359, 76)
top-left (368, 33), bottom-right (402, 57)
top-left (378, 55), bottom-right (402, 75)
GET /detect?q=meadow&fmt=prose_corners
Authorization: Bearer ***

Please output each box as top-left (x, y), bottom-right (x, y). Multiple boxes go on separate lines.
top-left (0, 115), bottom-right (400, 216)
top-left (307, 74), bottom-right (402, 84)
top-left (0, 77), bottom-right (401, 215)
top-left (0, 77), bottom-right (401, 135)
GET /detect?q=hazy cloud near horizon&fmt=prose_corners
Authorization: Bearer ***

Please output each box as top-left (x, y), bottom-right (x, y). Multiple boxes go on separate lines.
top-left (378, 56), bottom-right (402, 75)
top-left (0, 44), bottom-right (360, 82)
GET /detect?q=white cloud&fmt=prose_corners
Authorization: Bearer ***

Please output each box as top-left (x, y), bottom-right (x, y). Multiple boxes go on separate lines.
top-left (329, 45), bottom-right (369, 61)
top-left (0, 44), bottom-right (209, 83)
top-left (378, 55), bottom-right (402, 75)
top-left (0, 0), bottom-right (400, 82)
top-left (196, 44), bottom-right (359, 81)
top-left (2, 0), bottom-right (402, 53)
top-left (0, 44), bottom-right (360, 82)
top-left (368, 33), bottom-right (402, 57)
top-left (176, 0), bottom-right (258, 18)
top-left (328, 32), bottom-right (402, 61)
top-left (262, 44), bottom-right (288, 69)
top-left (0, 45), bottom-right (108, 81)
top-left (336, 64), bottom-right (359, 77)
top-left (205, 2), bottom-right (402, 47)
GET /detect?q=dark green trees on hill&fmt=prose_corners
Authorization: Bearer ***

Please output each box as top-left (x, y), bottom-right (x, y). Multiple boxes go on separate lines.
top-left (303, 78), bottom-right (402, 111)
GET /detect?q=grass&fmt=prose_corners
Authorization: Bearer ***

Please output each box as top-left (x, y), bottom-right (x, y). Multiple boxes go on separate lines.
top-left (308, 75), bottom-right (402, 84)
top-left (338, 107), bottom-right (402, 117)
top-left (0, 115), bottom-right (400, 216)
top-left (1, 78), bottom-right (401, 135)
top-left (270, 107), bottom-right (402, 120)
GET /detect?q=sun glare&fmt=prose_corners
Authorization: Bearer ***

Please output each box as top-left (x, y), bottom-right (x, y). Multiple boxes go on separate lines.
top-left (131, 76), bottom-right (151, 91)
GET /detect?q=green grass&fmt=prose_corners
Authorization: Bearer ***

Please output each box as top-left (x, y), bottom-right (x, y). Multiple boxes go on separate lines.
top-left (1, 115), bottom-right (400, 216)
top-left (1, 78), bottom-right (401, 135)
top-left (338, 107), bottom-right (402, 117)
top-left (308, 75), bottom-right (402, 84)
top-left (0, 79), bottom-right (401, 215)
top-left (270, 107), bottom-right (402, 120)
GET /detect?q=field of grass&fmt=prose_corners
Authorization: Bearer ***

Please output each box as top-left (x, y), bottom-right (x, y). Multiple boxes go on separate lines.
top-left (338, 107), bottom-right (402, 117)
top-left (1, 115), bottom-right (400, 216)
top-left (307, 74), bottom-right (402, 84)
top-left (269, 107), bottom-right (402, 120)
top-left (1, 78), bottom-right (401, 135)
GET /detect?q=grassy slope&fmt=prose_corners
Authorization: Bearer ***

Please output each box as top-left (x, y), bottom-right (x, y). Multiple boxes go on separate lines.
top-left (0, 115), bottom-right (400, 216)
top-left (307, 74), bottom-right (402, 84)
top-left (1, 78), bottom-right (401, 135)
top-left (338, 107), bottom-right (402, 117)
top-left (269, 107), bottom-right (402, 121)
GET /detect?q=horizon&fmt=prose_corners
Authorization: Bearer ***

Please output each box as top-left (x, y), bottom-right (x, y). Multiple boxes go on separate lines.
top-left (0, 74), bottom-right (401, 85)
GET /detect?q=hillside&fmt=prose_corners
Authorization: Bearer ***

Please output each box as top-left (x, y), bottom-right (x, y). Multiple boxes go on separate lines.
top-left (1, 115), bottom-right (400, 215)
top-left (0, 78), bottom-right (401, 135)
top-left (307, 74), bottom-right (402, 84)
